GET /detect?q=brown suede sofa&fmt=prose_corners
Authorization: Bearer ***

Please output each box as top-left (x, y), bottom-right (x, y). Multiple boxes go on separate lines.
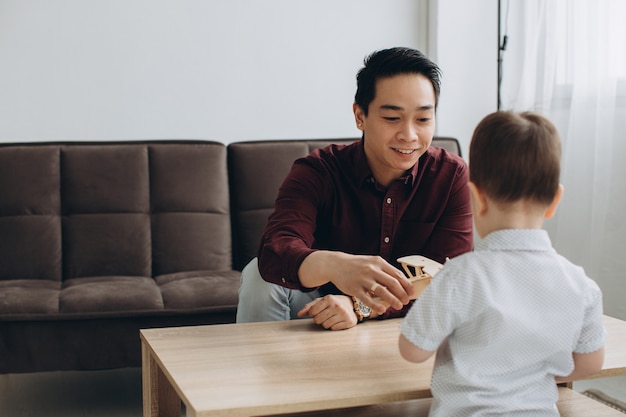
top-left (0, 137), bottom-right (460, 374)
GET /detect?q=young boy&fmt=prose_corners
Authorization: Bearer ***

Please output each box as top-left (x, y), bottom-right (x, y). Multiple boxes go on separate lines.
top-left (398, 111), bottom-right (606, 416)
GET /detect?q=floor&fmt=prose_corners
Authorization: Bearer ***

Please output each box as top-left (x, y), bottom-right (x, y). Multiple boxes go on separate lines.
top-left (0, 368), bottom-right (624, 416)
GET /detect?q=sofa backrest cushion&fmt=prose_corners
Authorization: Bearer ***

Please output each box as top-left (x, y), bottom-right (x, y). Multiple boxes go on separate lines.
top-left (0, 141), bottom-right (231, 281)
top-left (0, 145), bottom-right (62, 280)
top-left (62, 145), bottom-right (152, 278)
top-left (149, 144), bottom-right (232, 275)
top-left (227, 137), bottom-right (461, 271)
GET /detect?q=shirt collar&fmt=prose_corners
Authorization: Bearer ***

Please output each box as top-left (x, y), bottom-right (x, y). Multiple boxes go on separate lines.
top-left (476, 229), bottom-right (556, 253)
top-left (354, 139), bottom-right (423, 188)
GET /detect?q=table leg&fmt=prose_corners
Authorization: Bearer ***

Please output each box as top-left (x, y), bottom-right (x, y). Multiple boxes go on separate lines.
top-left (142, 341), bottom-right (182, 417)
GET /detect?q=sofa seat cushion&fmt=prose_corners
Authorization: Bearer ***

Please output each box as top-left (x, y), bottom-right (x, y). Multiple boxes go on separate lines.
top-left (0, 271), bottom-right (241, 322)
top-left (60, 276), bottom-right (164, 314)
top-left (157, 270), bottom-right (240, 310)
top-left (0, 280), bottom-right (60, 316)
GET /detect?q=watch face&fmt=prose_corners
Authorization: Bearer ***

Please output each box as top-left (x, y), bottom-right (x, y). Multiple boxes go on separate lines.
top-left (358, 300), bottom-right (371, 317)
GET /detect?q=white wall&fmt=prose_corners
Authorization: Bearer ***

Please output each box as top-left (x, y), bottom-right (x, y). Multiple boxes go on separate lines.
top-left (0, 0), bottom-right (497, 147)
top-left (431, 0), bottom-right (498, 156)
top-left (0, 0), bottom-right (430, 143)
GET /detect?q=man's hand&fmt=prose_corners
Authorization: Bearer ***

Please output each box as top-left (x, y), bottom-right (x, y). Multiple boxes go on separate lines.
top-left (298, 251), bottom-right (415, 315)
top-left (297, 295), bottom-right (357, 330)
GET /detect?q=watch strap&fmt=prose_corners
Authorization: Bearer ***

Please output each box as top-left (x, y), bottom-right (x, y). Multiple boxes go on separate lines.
top-left (351, 296), bottom-right (364, 322)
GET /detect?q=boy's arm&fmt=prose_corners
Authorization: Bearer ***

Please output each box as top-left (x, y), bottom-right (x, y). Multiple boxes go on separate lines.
top-left (398, 334), bottom-right (436, 363)
top-left (555, 348), bottom-right (605, 382)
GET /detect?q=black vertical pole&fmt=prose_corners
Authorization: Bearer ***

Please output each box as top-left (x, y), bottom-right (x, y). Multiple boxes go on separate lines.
top-left (497, 0), bottom-right (501, 110)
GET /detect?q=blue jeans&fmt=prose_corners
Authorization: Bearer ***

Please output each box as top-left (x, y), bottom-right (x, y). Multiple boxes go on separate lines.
top-left (236, 257), bottom-right (321, 323)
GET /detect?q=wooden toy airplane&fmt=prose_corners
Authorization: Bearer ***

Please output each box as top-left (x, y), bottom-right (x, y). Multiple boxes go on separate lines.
top-left (396, 255), bottom-right (444, 300)
top-left (371, 255), bottom-right (444, 308)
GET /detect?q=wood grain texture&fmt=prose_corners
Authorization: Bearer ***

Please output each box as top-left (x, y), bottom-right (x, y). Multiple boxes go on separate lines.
top-left (141, 318), bottom-right (434, 416)
top-left (140, 315), bottom-right (626, 417)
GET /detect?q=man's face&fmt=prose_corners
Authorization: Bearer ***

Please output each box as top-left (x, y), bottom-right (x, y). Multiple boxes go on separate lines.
top-left (353, 73), bottom-right (436, 187)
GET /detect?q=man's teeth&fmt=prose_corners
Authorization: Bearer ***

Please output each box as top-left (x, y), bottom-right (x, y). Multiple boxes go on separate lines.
top-left (395, 148), bottom-right (415, 154)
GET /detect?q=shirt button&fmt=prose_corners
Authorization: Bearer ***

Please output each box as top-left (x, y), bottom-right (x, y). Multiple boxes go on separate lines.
top-left (281, 277), bottom-right (286, 284)
top-left (386, 197), bottom-right (392, 204)
top-left (384, 237), bottom-right (390, 243)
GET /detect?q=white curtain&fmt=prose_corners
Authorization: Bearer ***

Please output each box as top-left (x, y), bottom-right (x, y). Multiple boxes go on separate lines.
top-left (501, 0), bottom-right (626, 320)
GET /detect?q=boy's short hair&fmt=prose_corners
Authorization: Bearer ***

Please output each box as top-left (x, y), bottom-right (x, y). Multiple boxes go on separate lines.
top-left (354, 47), bottom-right (441, 116)
top-left (469, 111), bottom-right (561, 206)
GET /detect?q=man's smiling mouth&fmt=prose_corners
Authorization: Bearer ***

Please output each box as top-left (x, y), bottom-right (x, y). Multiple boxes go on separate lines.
top-left (393, 148), bottom-right (417, 155)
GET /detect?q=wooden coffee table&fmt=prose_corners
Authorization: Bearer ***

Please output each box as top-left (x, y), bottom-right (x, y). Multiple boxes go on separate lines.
top-left (141, 315), bottom-right (626, 417)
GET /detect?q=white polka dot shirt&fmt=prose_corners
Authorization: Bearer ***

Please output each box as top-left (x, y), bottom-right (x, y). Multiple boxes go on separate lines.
top-left (400, 229), bottom-right (606, 417)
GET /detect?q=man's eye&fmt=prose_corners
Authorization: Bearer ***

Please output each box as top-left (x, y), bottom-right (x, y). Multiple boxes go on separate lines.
top-left (384, 117), bottom-right (400, 121)
top-left (418, 118), bottom-right (431, 123)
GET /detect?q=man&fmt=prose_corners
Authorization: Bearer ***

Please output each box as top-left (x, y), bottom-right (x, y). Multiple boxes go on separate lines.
top-left (237, 47), bottom-right (473, 330)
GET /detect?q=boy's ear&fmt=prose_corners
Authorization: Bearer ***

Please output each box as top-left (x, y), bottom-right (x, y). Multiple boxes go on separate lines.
top-left (545, 184), bottom-right (564, 219)
top-left (468, 182), bottom-right (488, 216)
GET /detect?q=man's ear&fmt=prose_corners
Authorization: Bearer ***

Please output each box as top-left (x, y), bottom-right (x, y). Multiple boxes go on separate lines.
top-left (545, 184), bottom-right (564, 219)
top-left (468, 182), bottom-right (488, 216)
top-left (353, 103), bottom-right (365, 130)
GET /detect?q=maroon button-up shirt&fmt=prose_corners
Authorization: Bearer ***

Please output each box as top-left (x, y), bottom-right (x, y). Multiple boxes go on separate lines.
top-left (258, 139), bottom-right (473, 318)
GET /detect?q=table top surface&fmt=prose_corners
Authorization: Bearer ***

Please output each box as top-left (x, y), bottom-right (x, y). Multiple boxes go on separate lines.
top-left (140, 315), bottom-right (626, 417)
top-left (595, 315), bottom-right (626, 378)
